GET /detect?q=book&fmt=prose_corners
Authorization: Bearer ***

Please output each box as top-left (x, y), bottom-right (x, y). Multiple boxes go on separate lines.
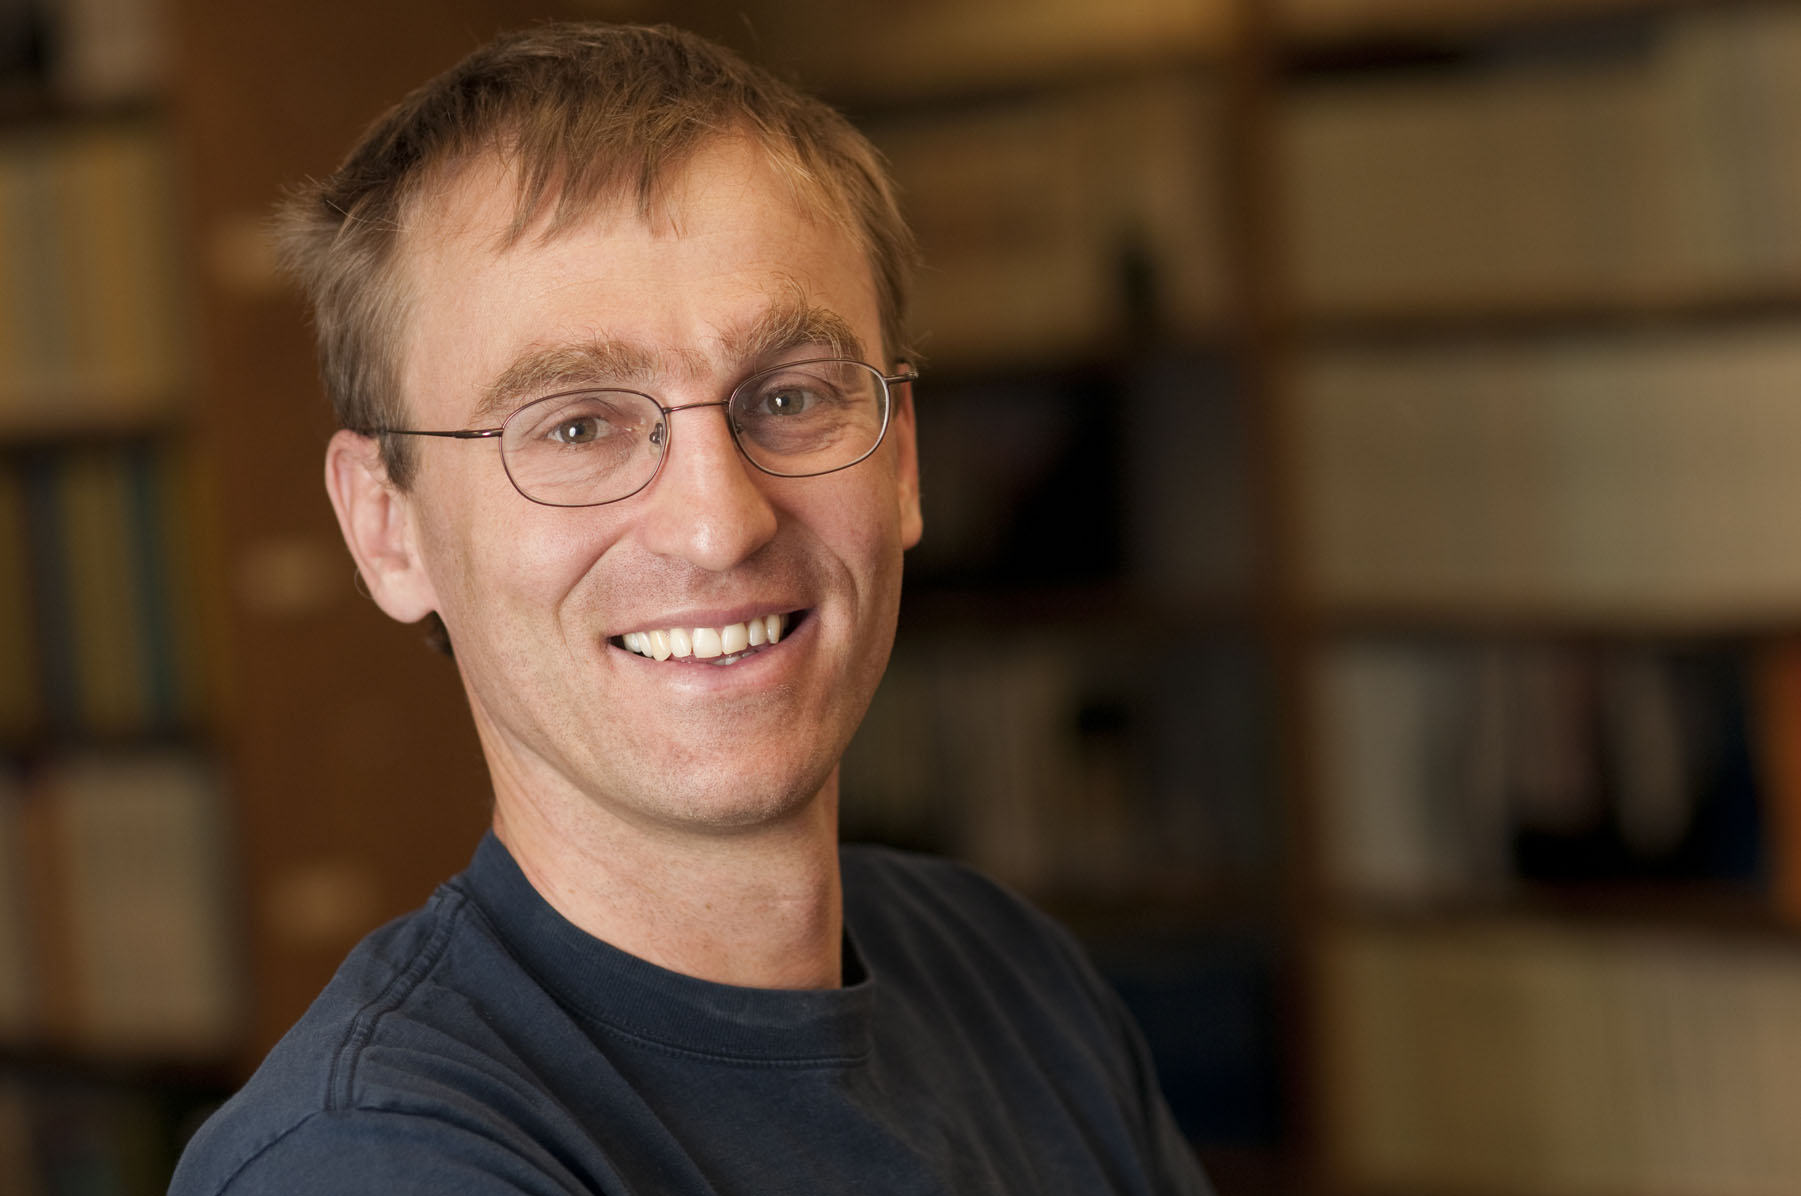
top-left (1280, 5), bottom-right (1801, 317)
top-left (869, 75), bottom-right (1224, 368)
top-left (1296, 327), bottom-right (1801, 620)
top-left (0, 1075), bottom-right (42, 1196)
top-left (56, 444), bottom-right (153, 735)
top-left (0, 766), bottom-right (35, 1042)
top-left (19, 454), bottom-right (76, 729)
top-left (1317, 636), bottom-right (1763, 903)
top-left (54, 120), bottom-right (185, 409)
top-left (0, 131), bottom-right (67, 415)
top-left (37, 751), bottom-right (239, 1056)
top-left (1119, 352), bottom-right (1252, 602)
top-left (7, 440), bottom-right (208, 738)
top-left (844, 624), bottom-right (1273, 907)
top-left (1326, 917), bottom-right (1801, 1194)
top-left (1316, 639), bottom-right (1469, 903)
top-left (1751, 638), bottom-right (1801, 924)
top-left (0, 119), bottom-right (183, 428)
top-left (0, 463), bottom-right (38, 739)
top-left (45, 0), bottom-right (166, 104)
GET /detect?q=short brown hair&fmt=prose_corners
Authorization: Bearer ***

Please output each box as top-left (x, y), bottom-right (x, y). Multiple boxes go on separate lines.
top-left (277, 21), bottom-right (917, 490)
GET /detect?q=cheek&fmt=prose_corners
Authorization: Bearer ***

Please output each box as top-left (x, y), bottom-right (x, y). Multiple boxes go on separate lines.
top-left (814, 470), bottom-right (909, 594)
top-left (416, 475), bottom-right (609, 637)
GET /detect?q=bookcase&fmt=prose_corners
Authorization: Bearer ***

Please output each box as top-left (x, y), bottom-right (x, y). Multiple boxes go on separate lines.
top-left (20, 0), bottom-right (1801, 1193)
top-left (654, 3), bottom-right (1295, 1190)
top-left (1271, 2), bottom-right (1801, 1194)
top-left (687, 1), bottom-right (1801, 1193)
top-left (0, 0), bottom-right (245, 1191)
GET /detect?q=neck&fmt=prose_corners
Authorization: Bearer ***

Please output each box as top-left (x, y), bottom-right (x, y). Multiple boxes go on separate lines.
top-left (491, 775), bottom-right (845, 991)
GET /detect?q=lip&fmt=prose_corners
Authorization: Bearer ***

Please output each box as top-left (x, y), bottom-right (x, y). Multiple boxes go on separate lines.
top-left (609, 603), bottom-right (801, 640)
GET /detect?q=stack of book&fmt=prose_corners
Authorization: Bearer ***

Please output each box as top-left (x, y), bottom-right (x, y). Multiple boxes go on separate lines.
top-left (1282, 4), bottom-right (1801, 317)
top-left (0, 437), bottom-right (208, 744)
top-left (0, 752), bottom-right (239, 1057)
top-left (0, 118), bottom-right (184, 431)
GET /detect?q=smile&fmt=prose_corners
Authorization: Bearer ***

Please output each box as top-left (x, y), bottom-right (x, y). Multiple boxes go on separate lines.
top-left (615, 612), bottom-right (790, 665)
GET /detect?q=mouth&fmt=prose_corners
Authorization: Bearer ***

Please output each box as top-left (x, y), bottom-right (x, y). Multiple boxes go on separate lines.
top-left (611, 611), bottom-right (797, 666)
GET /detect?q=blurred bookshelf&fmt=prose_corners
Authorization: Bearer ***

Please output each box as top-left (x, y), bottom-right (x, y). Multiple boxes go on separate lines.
top-left (686, 0), bottom-right (1801, 1193)
top-left (1270, 2), bottom-right (1801, 1194)
top-left (0, 0), bottom-right (243, 1192)
top-left (667, 0), bottom-right (1297, 1187)
top-left (19, 0), bottom-right (1801, 1193)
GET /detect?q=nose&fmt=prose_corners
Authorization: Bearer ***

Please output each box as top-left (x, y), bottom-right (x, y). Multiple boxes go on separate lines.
top-left (635, 402), bottom-right (778, 571)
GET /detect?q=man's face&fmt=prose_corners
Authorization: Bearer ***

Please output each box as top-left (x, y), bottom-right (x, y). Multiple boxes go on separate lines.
top-left (380, 136), bottom-right (921, 837)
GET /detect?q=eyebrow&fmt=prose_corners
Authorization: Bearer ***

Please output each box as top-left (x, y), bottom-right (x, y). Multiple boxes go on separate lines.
top-left (472, 340), bottom-right (661, 425)
top-left (469, 296), bottom-right (867, 426)
top-left (723, 298), bottom-right (864, 369)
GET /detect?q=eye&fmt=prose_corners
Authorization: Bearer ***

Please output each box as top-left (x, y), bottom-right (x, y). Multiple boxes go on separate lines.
top-left (756, 384), bottom-right (821, 418)
top-left (551, 415), bottom-right (607, 445)
top-left (513, 393), bottom-right (645, 448)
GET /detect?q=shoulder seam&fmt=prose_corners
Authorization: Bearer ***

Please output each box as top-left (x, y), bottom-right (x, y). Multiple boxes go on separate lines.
top-left (324, 886), bottom-right (470, 1109)
top-left (207, 1108), bottom-right (328, 1196)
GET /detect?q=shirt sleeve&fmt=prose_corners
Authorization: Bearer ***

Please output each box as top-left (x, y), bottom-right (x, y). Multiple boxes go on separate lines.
top-left (888, 850), bottom-right (1218, 1196)
top-left (178, 1107), bottom-right (593, 1196)
top-left (1101, 983), bottom-right (1219, 1196)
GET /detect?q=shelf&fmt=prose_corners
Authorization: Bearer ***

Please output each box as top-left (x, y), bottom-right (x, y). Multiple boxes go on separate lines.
top-left (1311, 601), bottom-right (1801, 642)
top-left (1332, 883), bottom-right (1797, 944)
top-left (1045, 888), bottom-right (1287, 941)
top-left (898, 583), bottom-right (1259, 637)
top-left (0, 722), bottom-right (215, 765)
top-left (0, 398), bottom-right (185, 448)
top-left (0, 1040), bottom-right (237, 1090)
top-left (1277, 0), bottom-right (1697, 51)
top-left (0, 85), bottom-right (160, 132)
top-left (674, 0), bottom-right (1234, 112)
top-left (1299, 284), bottom-right (1801, 348)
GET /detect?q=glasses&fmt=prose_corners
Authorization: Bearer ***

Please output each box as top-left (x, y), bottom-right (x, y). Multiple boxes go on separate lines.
top-left (369, 358), bottom-right (915, 508)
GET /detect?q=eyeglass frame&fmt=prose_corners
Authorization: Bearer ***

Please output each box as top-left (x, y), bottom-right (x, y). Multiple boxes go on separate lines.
top-left (360, 357), bottom-right (918, 508)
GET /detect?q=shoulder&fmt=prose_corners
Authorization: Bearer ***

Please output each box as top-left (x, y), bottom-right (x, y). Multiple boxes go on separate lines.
top-left (171, 881), bottom-right (521, 1195)
top-left (172, 1106), bottom-right (580, 1196)
top-left (841, 843), bottom-right (1080, 953)
top-left (841, 846), bottom-right (1216, 1194)
top-left (840, 842), bottom-right (1036, 924)
top-left (839, 843), bottom-right (1113, 1015)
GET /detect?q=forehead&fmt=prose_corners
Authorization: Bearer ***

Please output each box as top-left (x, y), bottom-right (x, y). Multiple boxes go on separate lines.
top-left (392, 138), bottom-right (882, 417)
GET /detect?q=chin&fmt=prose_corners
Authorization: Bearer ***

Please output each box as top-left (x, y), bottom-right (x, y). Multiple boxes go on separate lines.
top-left (647, 758), bottom-right (839, 836)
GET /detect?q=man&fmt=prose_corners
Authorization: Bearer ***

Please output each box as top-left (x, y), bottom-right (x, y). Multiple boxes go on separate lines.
top-left (172, 22), bottom-right (1211, 1195)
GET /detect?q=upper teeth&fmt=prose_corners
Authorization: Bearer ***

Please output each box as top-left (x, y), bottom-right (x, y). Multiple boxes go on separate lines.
top-left (621, 613), bottom-right (786, 661)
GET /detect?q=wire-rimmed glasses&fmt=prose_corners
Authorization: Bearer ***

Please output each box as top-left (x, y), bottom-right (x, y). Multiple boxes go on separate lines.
top-left (366, 358), bottom-right (915, 508)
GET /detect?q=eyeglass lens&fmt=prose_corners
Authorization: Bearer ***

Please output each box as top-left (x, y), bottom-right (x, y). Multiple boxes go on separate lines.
top-left (498, 359), bottom-right (891, 507)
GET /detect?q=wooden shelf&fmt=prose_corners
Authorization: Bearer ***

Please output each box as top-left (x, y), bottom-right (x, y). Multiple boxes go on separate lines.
top-left (898, 582), bottom-right (1259, 637)
top-left (0, 398), bottom-right (185, 447)
top-left (671, 0), bottom-right (1234, 111)
top-left (1300, 284), bottom-right (1801, 348)
top-left (1045, 888), bottom-right (1287, 941)
top-left (0, 85), bottom-right (160, 131)
top-left (1311, 600), bottom-right (1801, 641)
top-left (1277, 0), bottom-right (1700, 50)
top-left (0, 1040), bottom-right (237, 1089)
top-left (0, 722), bottom-right (215, 765)
top-left (1332, 884), bottom-right (1798, 944)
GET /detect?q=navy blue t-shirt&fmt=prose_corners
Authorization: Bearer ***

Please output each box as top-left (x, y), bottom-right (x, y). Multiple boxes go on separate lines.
top-left (172, 834), bottom-right (1212, 1194)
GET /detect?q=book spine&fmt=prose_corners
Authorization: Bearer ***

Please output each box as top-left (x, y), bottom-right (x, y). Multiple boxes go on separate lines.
top-left (0, 464), bottom-right (41, 741)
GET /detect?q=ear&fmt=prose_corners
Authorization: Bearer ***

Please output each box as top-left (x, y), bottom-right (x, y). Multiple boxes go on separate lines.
top-left (889, 372), bottom-right (923, 549)
top-left (324, 430), bottom-right (441, 624)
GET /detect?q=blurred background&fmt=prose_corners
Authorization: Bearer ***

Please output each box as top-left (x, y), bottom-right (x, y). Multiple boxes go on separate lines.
top-left (6, 0), bottom-right (1801, 1192)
